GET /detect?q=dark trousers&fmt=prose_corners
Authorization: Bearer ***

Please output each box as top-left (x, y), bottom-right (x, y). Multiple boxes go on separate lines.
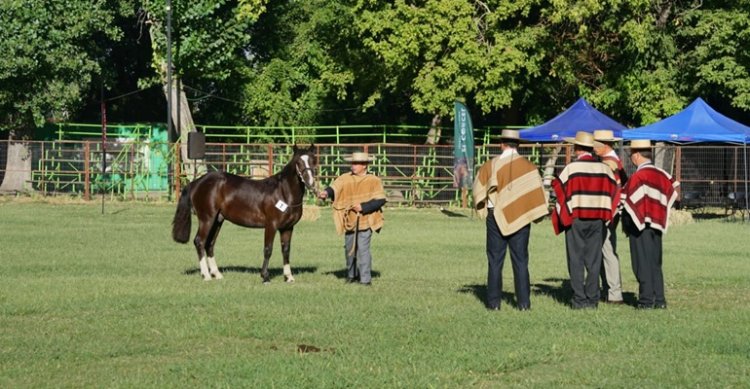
top-left (486, 211), bottom-right (531, 309)
top-left (628, 226), bottom-right (665, 306)
top-left (565, 219), bottom-right (605, 308)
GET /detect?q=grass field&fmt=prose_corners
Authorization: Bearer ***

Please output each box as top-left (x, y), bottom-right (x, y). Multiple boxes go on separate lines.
top-left (1, 200), bottom-right (749, 387)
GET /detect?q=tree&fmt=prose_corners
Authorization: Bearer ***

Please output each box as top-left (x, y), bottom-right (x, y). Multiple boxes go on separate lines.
top-left (138, 0), bottom-right (267, 172)
top-left (0, 0), bottom-right (121, 192)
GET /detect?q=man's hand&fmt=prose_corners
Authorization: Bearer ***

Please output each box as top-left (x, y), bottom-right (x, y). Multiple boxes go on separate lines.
top-left (352, 203), bottom-right (362, 212)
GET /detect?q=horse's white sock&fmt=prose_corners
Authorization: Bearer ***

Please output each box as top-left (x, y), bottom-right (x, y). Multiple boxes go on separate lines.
top-left (207, 257), bottom-right (223, 279)
top-left (199, 257), bottom-right (211, 281)
top-left (283, 264), bottom-right (295, 282)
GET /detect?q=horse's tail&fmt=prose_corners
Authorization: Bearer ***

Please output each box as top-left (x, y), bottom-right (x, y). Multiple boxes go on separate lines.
top-left (172, 185), bottom-right (192, 244)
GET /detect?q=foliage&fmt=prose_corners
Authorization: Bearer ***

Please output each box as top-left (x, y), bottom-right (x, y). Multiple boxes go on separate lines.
top-left (0, 0), bottom-right (121, 130)
top-left (676, 1), bottom-right (750, 110)
top-left (2, 1), bottom-right (750, 131)
top-left (355, 0), bottom-right (546, 118)
top-left (241, 0), bottom-right (367, 126)
top-left (1, 203), bottom-right (749, 386)
top-left (138, 0), bottom-right (267, 123)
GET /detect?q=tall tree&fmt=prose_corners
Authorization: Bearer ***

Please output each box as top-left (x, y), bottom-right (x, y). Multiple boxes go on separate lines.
top-left (0, 0), bottom-right (121, 192)
top-left (139, 0), bottom-right (267, 171)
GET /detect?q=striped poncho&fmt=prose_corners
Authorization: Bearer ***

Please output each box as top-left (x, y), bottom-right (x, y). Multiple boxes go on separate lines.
top-left (621, 163), bottom-right (679, 233)
top-left (330, 173), bottom-right (386, 235)
top-left (551, 154), bottom-right (620, 235)
top-left (473, 151), bottom-right (549, 235)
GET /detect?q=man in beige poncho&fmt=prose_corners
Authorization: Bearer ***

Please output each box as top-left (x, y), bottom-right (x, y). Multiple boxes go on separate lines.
top-left (473, 130), bottom-right (548, 311)
top-left (318, 151), bottom-right (386, 285)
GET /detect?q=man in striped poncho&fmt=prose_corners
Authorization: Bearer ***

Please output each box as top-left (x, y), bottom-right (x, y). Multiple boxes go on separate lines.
top-left (552, 131), bottom-right (620, 309)
top-left (621, 140), bottom-right (680, 309)
top-left (473, 129), bottom-right (548, 311)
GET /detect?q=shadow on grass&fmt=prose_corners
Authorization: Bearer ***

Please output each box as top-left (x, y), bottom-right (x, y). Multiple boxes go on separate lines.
top-left (322, 269), bottom-right (381, 280)
top-left (184, 265), bottom-right (317, 281)
top-left (532, 277), bottom-right (572, 307)
top-left (456, 284), bottom-right (522, 309)
top-left (440, 208), bottom-right (469, 218)
top-left (533, 278), bottom-right (640, 308)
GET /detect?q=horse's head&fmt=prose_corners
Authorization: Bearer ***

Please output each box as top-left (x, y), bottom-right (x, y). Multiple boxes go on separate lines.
top-left (292, 144), bottom-right (319, 196)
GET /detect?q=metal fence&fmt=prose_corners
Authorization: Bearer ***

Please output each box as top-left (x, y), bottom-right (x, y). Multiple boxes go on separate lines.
top-left (1, 140), bottom-right (748, 211)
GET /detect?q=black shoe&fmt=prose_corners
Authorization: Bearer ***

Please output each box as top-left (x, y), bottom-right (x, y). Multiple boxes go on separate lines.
top-left (636, 303), bottom-right (654, 309)
top-left (654, 303), bottom-right (667, 309)
top-left (345, 278), bottom-right (358, 283)
top-left (486, 304), bottom-right (499, 311)
top-left (360, 282), bottom-right (371, 286)
top-left (518, 306), bottom-right (530, 312)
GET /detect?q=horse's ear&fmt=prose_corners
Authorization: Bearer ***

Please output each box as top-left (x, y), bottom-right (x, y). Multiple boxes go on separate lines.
top-left (292, 144), bottom-right (299, 153)
top-left (308, 143), bottom-right (315, 151)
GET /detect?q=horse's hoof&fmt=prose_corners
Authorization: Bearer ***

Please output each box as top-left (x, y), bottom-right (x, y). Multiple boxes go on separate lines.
top-left (262, 279), bottom-right (271, 284)
top-left (203, 277), bottom-right (212, 282)
top-left (285, 277), bottom-right (295, 283)
top-left (212, 273), bottom-right (224, 280)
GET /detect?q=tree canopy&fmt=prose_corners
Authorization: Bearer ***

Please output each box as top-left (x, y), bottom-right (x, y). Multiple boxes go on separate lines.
top-left (1, 0), bottom-right (749, 132)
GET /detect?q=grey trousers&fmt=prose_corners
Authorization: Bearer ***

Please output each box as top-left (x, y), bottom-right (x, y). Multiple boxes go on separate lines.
top-left (565, 219), bottom-right (605, 308)
top-left (344, 228), bottom-right (373, 284)
top-left (601, 221), bottom-right (624, 301)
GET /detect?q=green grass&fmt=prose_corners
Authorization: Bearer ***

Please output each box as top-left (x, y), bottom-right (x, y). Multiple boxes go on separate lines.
top-left (1, 201), bottom-right (749, 387)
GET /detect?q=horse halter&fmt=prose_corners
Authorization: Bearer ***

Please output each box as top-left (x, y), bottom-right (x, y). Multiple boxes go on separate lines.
top-left (296, 154), bottom-right (319, 196)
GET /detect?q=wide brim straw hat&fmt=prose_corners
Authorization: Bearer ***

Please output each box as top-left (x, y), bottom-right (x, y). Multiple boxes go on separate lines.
top-left (628, 139), bottom-right (652, 149)
top-left (498, 129), bottom-right (524, 142)
top-left (344, 151), bottom-right (375, 162)
top-left (563, 131), bottom-right (599, 148)
top-left (593, 129), bottom-right (622, 142)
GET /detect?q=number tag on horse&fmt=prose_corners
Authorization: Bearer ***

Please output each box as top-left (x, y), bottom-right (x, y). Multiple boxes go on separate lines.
top-left (275, 200), bottom-right (289, 212)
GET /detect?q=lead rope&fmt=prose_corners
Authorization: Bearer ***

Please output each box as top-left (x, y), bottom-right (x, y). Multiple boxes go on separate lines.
top-left (340, 207), bottom-right (360, 257)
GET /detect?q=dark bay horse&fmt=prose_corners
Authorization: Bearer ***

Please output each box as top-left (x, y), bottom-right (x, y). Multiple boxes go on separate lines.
top-left (171, 144), bottom-right (318, 283)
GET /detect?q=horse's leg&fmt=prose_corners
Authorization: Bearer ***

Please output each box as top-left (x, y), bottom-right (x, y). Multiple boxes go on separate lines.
top-left (280, 228), bottom-right (295, 283)
top-left (205, 213), bottom-right (224, 280)
top-left (260, 226), bottom-right (276, 283)
top-left (193, 217), bottom-right (214, 281)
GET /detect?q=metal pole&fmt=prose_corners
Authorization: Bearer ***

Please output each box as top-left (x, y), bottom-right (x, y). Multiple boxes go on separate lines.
top-left (100, 86), bottom-right (107, 214)
top-left (166, 0), bottom-right (173, 138)
top-left (166, 0), bottom-right (173, 201)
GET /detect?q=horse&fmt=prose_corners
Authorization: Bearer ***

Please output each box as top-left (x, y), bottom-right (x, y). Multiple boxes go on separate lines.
top-left (171, 144), bottom-right (318, 283)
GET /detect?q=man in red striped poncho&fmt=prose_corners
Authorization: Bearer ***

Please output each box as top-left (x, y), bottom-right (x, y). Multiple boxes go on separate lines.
top-left (552, 131), bottom-right (620, 309)
top-left (621, 140), bottom-right (680, 309)
top-left (473, 129), bottom-right (549, 311)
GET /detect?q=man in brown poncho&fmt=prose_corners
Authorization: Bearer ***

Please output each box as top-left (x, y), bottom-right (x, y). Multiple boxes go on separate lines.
top-left (318, 151), bottom-right (386, 285)
top-left (473, 130), bottom-right (548, 311)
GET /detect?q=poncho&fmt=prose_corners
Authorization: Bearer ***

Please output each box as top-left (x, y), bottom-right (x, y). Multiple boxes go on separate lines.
top-left (473, 152), bottom-right (549, 235)
top-left (621, 164), bottom-right (679, 233)
top-left (330, 173), bottom-right (386, 235)
top-left (551, 154), bottom-right (620, 235)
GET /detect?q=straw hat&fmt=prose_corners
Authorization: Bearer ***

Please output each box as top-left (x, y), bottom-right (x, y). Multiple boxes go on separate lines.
top-left (563, 131), bottom-right (597, 148)
top-left (593, 129), bottom-right (622, 142)
top-left (498, 129), bottom-right (523, 142)
top-left (344, 151), bottom-right (375, 163)
top-left (628, 139), bottom-right (652, 149)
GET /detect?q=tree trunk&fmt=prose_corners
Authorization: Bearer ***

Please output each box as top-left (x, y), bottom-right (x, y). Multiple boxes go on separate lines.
top-left (542, 145), bottom-right (563, 188)
top-left (425, 114), bottom-right (442, 145)
top-left (165, 79), bottom-right (203, 180)
top-left (0, 129), bottom-right (33, 193)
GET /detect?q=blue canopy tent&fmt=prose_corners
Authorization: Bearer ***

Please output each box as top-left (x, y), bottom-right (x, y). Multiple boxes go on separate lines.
top-left (520, 97), bottom-right (627, 142)
top-left (624, 97), bottom-right (750, 215)
top-left (623, 97), bottom-right (750, 144)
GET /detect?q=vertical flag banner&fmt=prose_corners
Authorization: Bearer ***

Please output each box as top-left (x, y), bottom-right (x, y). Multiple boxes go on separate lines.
top-left (453, 101), bottom-right (475, 189)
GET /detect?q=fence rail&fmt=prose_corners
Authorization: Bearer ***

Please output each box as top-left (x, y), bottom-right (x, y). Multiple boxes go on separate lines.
top-left (1, 140), bottom-right (748, 211)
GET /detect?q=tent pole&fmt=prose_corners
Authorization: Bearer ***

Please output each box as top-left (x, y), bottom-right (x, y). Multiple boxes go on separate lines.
top-left (744, 143), bottom-right (748, 216)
